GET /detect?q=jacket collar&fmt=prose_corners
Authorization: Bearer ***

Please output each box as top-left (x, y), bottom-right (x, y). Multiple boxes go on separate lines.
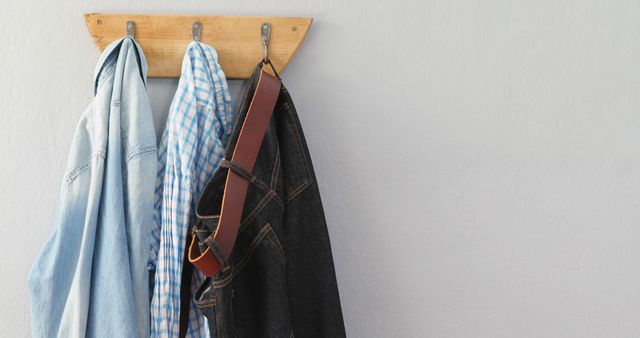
top-left (92, 37), bottom-right (148, 96)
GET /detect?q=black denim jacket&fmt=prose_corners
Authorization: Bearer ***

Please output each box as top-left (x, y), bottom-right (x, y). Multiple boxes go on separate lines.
top-left (191, 65), bottom-right (347, 337)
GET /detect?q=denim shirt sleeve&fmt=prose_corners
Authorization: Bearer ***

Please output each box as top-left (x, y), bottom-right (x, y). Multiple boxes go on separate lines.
top-left (28, 37), bottom-right (157, 338)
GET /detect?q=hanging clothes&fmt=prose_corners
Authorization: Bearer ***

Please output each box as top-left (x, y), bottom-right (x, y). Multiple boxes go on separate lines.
top-left (148, 41), bottom-right (233, 338)
top-left (28, 37), bottom-right (157, 338)
top-left (190, 63), bottom-right (347, 337)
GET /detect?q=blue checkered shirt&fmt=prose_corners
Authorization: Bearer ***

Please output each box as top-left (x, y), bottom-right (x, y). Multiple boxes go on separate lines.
top-left (149, 41), bottom-right (233, 337)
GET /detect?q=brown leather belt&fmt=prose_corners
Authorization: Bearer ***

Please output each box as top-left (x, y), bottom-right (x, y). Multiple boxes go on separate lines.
top-left (188, 66), bottom-right (281, 276)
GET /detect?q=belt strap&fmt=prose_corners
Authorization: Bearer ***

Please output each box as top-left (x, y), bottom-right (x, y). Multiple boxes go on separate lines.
top-left (188, 68), bottom-right (281, 276)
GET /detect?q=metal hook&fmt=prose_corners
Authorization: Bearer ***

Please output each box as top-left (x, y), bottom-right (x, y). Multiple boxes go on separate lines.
top-left (126, 21), bottom-right (135, 39)
top-left (192, 22), bottom-right (202, 42)
top-left (261, 22), bottom-right (271, 63)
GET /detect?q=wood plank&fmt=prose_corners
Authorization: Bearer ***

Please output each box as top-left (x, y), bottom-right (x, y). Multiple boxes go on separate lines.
top-left (84, 13), bottom-right (313, 79)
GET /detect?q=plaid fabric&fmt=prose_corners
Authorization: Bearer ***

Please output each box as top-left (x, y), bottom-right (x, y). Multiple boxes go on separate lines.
top-left (149, 41), bottom-right (233, 337)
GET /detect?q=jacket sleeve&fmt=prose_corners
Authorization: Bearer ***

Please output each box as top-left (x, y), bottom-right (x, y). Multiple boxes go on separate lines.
top-left (280, 104), bottom-right (347, 337)
top-left (283, 180), bottom-right (347, 337)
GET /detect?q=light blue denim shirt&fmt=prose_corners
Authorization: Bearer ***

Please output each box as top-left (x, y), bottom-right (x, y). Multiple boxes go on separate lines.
top-left (28, 37), bottom-right (157, 338)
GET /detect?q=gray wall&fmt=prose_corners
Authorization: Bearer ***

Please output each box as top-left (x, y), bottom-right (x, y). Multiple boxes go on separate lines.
top-left (3, 1), bottom-right (640, 337)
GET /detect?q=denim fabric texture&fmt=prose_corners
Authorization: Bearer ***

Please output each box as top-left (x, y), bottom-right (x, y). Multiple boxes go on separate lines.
top-left (192, 65), bottom-right (347, 337)
top-left (27, 37), bottom-right (157, 338)
top-left (149, 41), bottom-right (233, 338)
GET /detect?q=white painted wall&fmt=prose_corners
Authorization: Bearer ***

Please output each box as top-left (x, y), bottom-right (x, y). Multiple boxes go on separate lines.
top-left (3, 1), bottom-right (640, 337)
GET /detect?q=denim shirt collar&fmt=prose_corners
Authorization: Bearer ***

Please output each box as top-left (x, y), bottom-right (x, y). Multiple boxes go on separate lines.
top-left (93, 37), bottom-right (148, 96)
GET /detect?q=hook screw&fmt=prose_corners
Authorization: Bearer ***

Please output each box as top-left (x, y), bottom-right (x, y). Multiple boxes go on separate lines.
top-left (261, 22), bottom-right (271, 63)
top-left (126, 21), bottom-right (135, 39)
top-left (192, 22), bottom-right (202, 42)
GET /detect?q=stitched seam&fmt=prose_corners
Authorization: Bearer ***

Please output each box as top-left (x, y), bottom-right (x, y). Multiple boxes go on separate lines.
top-left (65, 163), bottom-right (91, 184)
top-left (195, 299), bottom-right (216, 307)
top-left (204, 238), bottom-right (230, 272)
top-left (285, 104), bottom-right (310, 176)
top-left (122, 127), bottom-right (154, 158)
top-left (216, 296), bottom-right (224, 338)
top-left (284, 180), bottom-right (312, 204)
top-left (240, 192), bottom-right (272, 228)
top-left (221, 161), bottom-right (284, 207)
top-left (271, 190), bottom-right (285, 208)
top-left (240, 190), bottom-right (277, 229)
top-left (282, 103), bottom-right (313, 204)
top-left (249, 178), bottom-right (285, 208)
top-left (64, 152), bottom-right (106, 185)
top-left (121, 145), bottom-right (157, 171)
top-left (212, 223), bottom-right (272, 288)
top-left (270, 147), bottom-right (280, 189)
top-left (222, 160), bottom-right (255, 183)
top-left (266, 229), bottom-right (286, 265)
top-left (251, 177), bottom-right (270, 192)
top-left (126, 144), bottom-right (157, 163)
top-left (223, 161), bottom-right (285, 208)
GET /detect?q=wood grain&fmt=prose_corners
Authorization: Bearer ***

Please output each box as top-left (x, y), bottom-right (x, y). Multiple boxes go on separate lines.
top-left (84, 13), bottom-right (313, 79)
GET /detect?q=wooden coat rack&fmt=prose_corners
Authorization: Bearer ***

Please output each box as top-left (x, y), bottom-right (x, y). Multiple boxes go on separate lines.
top-left (84, 13), bottom-right (313, 79)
